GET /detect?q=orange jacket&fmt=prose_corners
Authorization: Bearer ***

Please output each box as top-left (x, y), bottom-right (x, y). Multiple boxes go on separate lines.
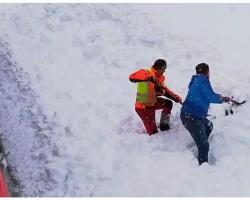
top-left (129, 66), bottom-right (178, 109)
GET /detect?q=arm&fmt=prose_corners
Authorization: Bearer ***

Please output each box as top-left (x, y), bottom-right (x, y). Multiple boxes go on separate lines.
top-left (198, 76), bottom-right (222, 103)
top-left (161, 80), bottom-right (182, 103)
top-left (160, 80), bottom-right (176, 95)
top-left (129, 69), bottom-right (152, 83)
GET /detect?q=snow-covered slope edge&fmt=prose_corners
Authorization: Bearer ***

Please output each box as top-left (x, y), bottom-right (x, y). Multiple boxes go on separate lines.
top-left (0, 39), bottom-right (64, 196)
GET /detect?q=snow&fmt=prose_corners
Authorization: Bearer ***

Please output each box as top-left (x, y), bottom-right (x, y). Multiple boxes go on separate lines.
top-left (0, 3), bottom-right (250, 197)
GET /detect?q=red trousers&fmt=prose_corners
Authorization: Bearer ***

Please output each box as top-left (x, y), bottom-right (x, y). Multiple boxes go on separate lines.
top-left (135, 98), bottom-right (172, 135)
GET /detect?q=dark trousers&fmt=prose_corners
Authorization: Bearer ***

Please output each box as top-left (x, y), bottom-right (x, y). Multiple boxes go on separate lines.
top-left (135, 98), bottom-right (173, 135)
top-left (180, 114), bottom-right (213, 165)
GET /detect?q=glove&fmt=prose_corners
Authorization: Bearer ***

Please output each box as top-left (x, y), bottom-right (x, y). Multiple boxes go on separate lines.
top-left (174, 95), bottom-right (182, 103)
top-left (147, 76), bottom-right (156, 83)
top-left (147, 76), bottom-right (162, 90)
top-left (222, 97), bottom-right (231, 103)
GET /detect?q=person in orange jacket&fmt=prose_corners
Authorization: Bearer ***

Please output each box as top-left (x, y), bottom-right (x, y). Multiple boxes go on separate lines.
top-left (129, 59), bottom-right (182, 136)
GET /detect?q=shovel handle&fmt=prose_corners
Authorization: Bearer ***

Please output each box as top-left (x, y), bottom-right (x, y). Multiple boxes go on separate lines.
top-left (231, 99), bottom-right (246, 105)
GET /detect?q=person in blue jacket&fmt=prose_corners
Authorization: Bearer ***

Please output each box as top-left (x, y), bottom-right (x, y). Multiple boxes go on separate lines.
top-left (180, 63), bottom-right (231, 165)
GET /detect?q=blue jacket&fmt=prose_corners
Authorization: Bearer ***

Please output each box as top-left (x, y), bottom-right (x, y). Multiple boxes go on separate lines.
top-left (181, 75), bottom-right (223, 119)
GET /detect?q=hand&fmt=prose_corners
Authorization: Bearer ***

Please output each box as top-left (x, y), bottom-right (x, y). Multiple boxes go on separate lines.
top-left (219, 94), bottom-right (222, 101)
top-left (174, 95), bottom-right (182, 103)
top-left (222, 97), bottom-right (231, 103)
top-left (147, 76), bottom-right (155, 83)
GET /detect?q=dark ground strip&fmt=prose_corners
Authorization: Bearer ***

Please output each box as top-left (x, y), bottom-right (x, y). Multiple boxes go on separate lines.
top-left (1, 162), bottom-right (21, 197)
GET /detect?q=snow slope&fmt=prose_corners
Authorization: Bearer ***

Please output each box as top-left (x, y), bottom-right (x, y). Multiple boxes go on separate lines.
top-left (0, 3), bottom-right (250, 197)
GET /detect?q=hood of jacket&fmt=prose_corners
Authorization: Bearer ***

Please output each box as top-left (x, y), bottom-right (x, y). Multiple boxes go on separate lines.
top-left (188, 74), bottom-right (207, 89)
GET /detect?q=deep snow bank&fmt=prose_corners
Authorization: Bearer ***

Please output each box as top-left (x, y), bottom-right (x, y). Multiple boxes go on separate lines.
top-left (0, 3), bottom-right (250, 197)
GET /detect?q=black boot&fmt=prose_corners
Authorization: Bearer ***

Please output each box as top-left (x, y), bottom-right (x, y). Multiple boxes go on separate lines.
top-left (150, 129), bottom-right (158, 136)
top-left (160, 113), bottom-right (171, 131)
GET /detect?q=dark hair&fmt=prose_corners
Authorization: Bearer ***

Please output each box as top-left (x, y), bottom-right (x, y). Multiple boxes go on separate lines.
top-left (153, 59), bottom-right (167, 70)
top-left (196, 63), bottom-right (209, 75)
